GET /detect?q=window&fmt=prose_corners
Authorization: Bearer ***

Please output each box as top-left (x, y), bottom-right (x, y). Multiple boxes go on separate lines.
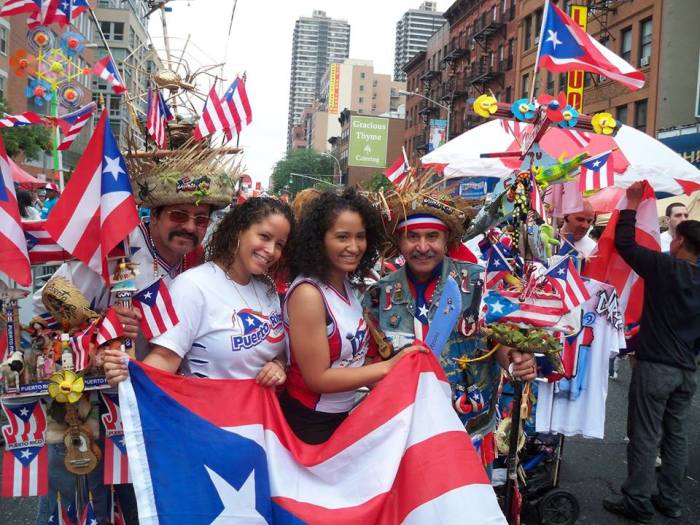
top-left (559, 73), bottom-right (567, 91)
top-left (546, 72), bottom-right (554, 93)
top-left (639, 18), bottom-right (652, 65)
top-left (359, 97), bottom-right (364, 103)
top-left (634, 100), bottom-right (647, 132)
top-left (100, 21), bottom-right (124, 41)
top-left (507, 38), bottom-right (515, 68)
top-left (521, 73), bottom-right (529, 99)
top-left (0, 75), bottom-right (5, 100)
top-left (616, 104), bottom-right (628, 125)
top-left (360, 72), bottom-right (366, 79)
top-left (620, 27), bottom-right (632, 63)
top-left (359, 84), bottom-right (364, 92)
top-left (524, 16), bottom-right (532, 51)
top-left (0, 26), bottom-right (7, 55)
top-left (501, 0), bottom-right (508, 14)
top-left (505, 86), bottom-right (512, 103)
top-left (534, 9), bottom-right (543, 43)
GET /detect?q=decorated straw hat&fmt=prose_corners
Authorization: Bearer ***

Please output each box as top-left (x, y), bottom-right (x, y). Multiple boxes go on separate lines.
top-left (124, 120), bottom-right (241, 209)
top-left (372, 168), bottom-right (475, 251)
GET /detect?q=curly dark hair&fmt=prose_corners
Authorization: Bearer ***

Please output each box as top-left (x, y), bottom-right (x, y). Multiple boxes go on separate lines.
top-left (290, 188), bottom-right (382, 285)
top-left (206, 197), bottom-right (295, 288)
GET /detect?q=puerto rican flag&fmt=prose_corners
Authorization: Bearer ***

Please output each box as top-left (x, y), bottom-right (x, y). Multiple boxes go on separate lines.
top-left (0, 134), bottom-right (32, 286)
top-left (194, 85), bottom-right (227, 141)
top-left (485, 242), bottom-right (513, 289)
top-left (22, 219), bottom-right (72, 264)
top-left (483, 289), bottom-right (566, 329)
top-left (220, 76), bottom-right (253, 139)
top-left (69, 321), bottom-right (96, 371)
top-left (57, 102), bottom-right (97, 151)
top-left (579, 150), bottom-right (614, 192)
top-left (119, 355), bottom-right (506, 524)
top-left (28, 0), bottom-right (88, 27)
top-left (537, 1), bottom-right (645, 90)
top-left (45, 109), bottom-right (140, 284)
top-left (100, 392), bottom-right (130, 485)
top-left (92, 56), bottom-right (127, 94)
top-left (583, 180), bottom-right (660, 325)
top-left (1, 399), bottom-right (48, 497)
top-left (132, 278), bottom-right (179, 340)
top-left (78, 498), bottom-right (97, 525)
top-left (0, 0), bottom-right (40, 17)
top-left (96, 307), bottom-right (124, 346)
top-left (49, 497), bottom-right (77, 525)
top-left (545, 256), bottom-right (590, 310)
top-left (146, 88), bottom-right (174, 149)
top-left (0, 111), bottom-right (43, 128)
top-left (383, 148), bottom-right (409, 187)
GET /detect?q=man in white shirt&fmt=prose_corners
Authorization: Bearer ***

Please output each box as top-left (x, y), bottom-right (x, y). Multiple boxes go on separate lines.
top-left (560, 200), bottom-right (597, 257)
top-left (659, 203), bottom-right (688, 253)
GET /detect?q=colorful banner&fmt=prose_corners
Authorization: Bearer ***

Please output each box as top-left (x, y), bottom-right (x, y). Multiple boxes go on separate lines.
top-left (428, 119), bottom-right (448, 152)
top-left (566, 5), bottom-right (588, 111)
top-left (348, 116), bottom-right (389, 168)
top-left (327, 63), bottom-right (340, 114)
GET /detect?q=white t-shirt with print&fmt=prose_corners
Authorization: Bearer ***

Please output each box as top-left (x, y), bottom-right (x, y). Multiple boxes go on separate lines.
top-left (151, 262), bottom-right (286, 379)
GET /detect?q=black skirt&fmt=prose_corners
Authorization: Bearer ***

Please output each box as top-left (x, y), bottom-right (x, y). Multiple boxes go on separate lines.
top-left (279, 390), bottom-right (349, 445)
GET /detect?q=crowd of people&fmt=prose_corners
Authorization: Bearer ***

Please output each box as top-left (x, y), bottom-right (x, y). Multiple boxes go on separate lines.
top-left (27, 171), bottom-right (699, 523)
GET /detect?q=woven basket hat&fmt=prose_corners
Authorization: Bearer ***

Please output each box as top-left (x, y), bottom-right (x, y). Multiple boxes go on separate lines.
top-left (125, 121), bottom-right (240, 209)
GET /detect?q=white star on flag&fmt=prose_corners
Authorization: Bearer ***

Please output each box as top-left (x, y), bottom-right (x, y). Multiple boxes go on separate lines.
top-left (417, 305), bottom-right (430, 318)
top-left (205, 465), bottom-right (266, 524)
top-left (19, 407), bottom-right (29, 417)
top-left (246, 317), bottom-right (256, 326)
top-left (143, 291), bottom-right (152, 300)
top-left (20, 449), bottom-right (32, 459)
top-left (546, 29), bottom-right (562, 50)
top-left (103, 156), bottom-right (125, 179)
top-left (491, 301), bottom-right (504, 314)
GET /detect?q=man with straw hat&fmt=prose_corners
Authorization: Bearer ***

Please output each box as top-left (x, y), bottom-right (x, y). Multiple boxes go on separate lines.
top-left (364, 174), bottom-right (537, 475)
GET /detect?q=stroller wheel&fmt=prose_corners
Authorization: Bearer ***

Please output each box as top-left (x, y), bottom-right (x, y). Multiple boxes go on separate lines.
top-left (537, 489), bottom-right (580, 525)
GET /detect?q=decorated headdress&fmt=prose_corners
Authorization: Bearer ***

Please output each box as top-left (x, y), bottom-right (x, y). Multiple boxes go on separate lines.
top-left (124, 119), bottom-right (241, 210)
top-left (371, 168), bottom-right (475, 254)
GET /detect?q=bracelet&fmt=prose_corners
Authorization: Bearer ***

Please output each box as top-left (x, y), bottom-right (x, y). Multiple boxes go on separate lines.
top-left (271, 358), bottom-right (287, 371)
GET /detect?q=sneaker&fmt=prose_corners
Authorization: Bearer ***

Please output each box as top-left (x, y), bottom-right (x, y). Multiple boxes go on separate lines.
top-left (651, 494), bottom-right (682, 519)
top-left (603, 496), bottom-right (653, 523)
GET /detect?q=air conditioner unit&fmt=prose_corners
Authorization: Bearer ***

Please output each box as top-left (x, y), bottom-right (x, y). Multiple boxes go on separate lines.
top-left (640, 55), bottom-right (650, 67)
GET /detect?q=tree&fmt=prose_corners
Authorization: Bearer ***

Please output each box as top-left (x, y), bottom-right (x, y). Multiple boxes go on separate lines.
top-left (0, 99), bottom-right (51, 160)
top-left (270, 149), bottom-right (336, 197)
top-left (362, 172), bottom-right (393, 192)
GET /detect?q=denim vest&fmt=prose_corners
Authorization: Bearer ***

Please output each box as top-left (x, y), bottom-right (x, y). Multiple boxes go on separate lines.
top-left (363, 257), bottom-right (501, 437)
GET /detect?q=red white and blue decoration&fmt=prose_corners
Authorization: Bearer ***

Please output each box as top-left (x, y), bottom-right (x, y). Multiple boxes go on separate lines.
top-left (119, 354), bottom-right (506, 524)
top-left (100, 392), bottom-right (129, 485)
top-left (579, 150), bottom-right (614, 192)
top-left (1, 399), bottom-right (48, 497)
top-left (0, 111), bottom-right (43, 128)
top-left (146, 88), bottom-right (174, 149)
top-left (545, 257), bottom-right (590, 310)
top-left (56, 102), bottom-right (97, 151)
top-left (92, 56), bottom-right (127, 94)
top-left (132, 278), bottom-right (179, 339)
top-left (45, 109), bottom-right (140, 283)
top-left (383, 149), bottom-right (409, 187)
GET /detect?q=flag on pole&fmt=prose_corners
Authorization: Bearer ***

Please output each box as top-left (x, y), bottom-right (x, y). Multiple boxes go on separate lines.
top-left (119, 354), bottom-right (506, 524)
top-left (132, 278), bottom-right (179, 339)
top-left (537, 1), bottom-right (645, 90)
top-left (78, 498), bottom-right (97, 525)
top-left (28, 0), bottom-right (89, 27)
top-left (529, 171), bottom-right (546, 220)
top-left (579, 150), bottom-right (614, 192)
top-left (146, 88), bottom-right (174, 149)
top-left (69, 321), bottom-right (96, 372)
top-left (583, 180), bottom-right (660, 325)
top-left (45, 109), bottom-right (140, 283)
top-left (0, 112), bottom-right (43, 128)
top-left (92, 56), bottom-right (127, 94)
top-left (485, 242), bottom-right (513, 289)
top-left (0, 134), bottom-right (32, 286)
top-left (1, 399), bottom-right (48, 497)
top-left (0, 0), bottom-right (40, 17)
top-left (96, 308), bottom-right (124, 346)
top-left (219, 76), bottom-right (253, 140)
top-left (100, 392), bottom-right (130, 485)
top-left (383, 148), bottom-right (409, 187)
top-left (50, 494), bottom-right (76, 525)
top-left (483, 289), bottom-right (566, 328)
top-left (56, 102), bottom-right (97, 151)
top-left (545, 257), bottom-right (590, 309)
top-left (193, 85), bottom-right (228, 141)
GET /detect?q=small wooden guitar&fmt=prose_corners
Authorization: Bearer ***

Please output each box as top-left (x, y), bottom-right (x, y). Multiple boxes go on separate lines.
top-left (63, 401), bottom-right (101, 475)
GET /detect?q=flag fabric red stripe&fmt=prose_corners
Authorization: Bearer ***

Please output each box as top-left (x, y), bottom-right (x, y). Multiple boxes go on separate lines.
top-left (132, 279), bottom-right (179, 340)
top-left (194, 85), bottom-right (229, 141)
top-left (96, 308), bottom-right (124, 346)
top-left (0, 112), bottom-right (44, 128)
top-left (383, 153), bottom-right (408, 187)
top-left (0, 0), bottom-right (39, 16)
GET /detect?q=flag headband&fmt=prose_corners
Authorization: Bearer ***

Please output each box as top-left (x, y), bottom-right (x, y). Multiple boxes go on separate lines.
top-left (396, 214), bottom-right (449, 232)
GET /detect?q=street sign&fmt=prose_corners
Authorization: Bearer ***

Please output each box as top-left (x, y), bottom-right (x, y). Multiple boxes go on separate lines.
top-left (348, 116), bottom-right (389, 168)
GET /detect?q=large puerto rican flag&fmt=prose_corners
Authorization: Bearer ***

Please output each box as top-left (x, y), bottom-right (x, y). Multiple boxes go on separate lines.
top-left (537, 1), bottom-right (645, 90)
top-left (45, 109), bottom-right (140, 283)
top-left (119, 354), bottom-right (506, 524)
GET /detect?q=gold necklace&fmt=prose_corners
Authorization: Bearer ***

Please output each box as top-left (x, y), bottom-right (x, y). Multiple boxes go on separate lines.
top-left (221, 263), bottom-right (263, 312)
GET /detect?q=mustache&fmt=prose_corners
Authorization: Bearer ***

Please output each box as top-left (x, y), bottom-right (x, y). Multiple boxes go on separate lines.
top-left (409, 250), bottom-right (437, 260)
top-left (168, 230), bottom-right (200, 244)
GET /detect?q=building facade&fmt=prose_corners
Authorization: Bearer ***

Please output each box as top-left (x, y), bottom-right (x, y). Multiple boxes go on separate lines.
top-left (394, 2), bottom-right (445, 82)
top-left (287, 10), bottom-right (350, 150)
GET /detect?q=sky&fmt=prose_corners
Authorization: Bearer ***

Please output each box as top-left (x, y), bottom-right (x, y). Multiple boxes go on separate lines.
top-left (148, 0), bottom-right (449, 188)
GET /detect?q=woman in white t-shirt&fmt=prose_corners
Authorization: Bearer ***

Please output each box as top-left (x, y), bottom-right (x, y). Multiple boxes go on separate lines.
top-left (282, 189), bottom-right (425, 444)
top-left (104, 197), bottom-right (294, 386)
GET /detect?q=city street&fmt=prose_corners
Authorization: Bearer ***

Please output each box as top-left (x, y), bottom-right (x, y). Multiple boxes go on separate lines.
top-left (1, 358), bottom-right (698, 524)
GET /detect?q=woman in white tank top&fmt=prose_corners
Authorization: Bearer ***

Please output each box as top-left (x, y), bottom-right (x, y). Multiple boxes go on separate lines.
top-left (282, 189), bottom-right (426, 444)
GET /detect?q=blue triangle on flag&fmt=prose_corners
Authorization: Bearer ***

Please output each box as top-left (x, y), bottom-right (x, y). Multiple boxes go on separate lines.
top-left (541, 4), bottom-right (585, 59)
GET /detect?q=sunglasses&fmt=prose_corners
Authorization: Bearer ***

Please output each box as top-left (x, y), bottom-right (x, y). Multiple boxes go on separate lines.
top-left (165, 209), bottom-right (211, 228)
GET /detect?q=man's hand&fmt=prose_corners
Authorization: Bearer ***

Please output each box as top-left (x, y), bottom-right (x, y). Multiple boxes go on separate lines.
top-left (113, 305), bottom-right (141, 340)
top-left (625, 181), bottom-right (645, 211)
top-left (508, 349), bottom-right (538, 381)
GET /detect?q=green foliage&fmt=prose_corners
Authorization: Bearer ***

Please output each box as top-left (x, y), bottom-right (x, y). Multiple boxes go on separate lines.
top-left (362, 172), bottom-right (393, 192)
top-left (270, 149), bottom-right (336, 197)
top-left (0, 99), bottom-right (51, 160)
